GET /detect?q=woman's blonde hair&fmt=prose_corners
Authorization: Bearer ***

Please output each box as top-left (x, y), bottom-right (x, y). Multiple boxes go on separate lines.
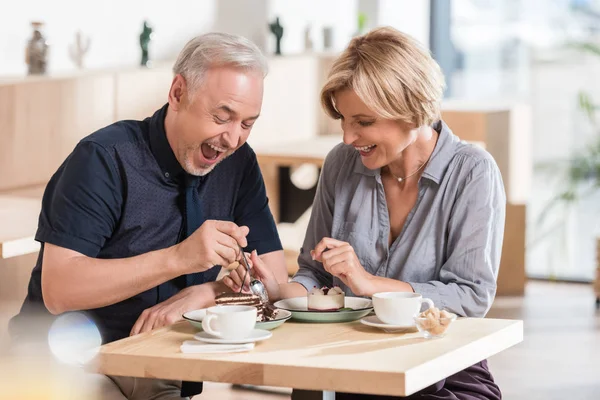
top-left (321, 27), bottom-right (445, 127)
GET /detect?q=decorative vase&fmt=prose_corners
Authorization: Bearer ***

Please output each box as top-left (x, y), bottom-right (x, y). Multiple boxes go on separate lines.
top-left (25, 21), bottom-right (49, 75)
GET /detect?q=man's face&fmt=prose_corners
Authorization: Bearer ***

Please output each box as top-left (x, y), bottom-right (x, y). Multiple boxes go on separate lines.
top-left (167, 67), bottom-right (264, 176)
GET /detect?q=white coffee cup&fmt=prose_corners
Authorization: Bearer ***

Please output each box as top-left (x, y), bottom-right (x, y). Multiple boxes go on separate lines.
top-left (201, 305), bottom-right (257, 340)
top-left (372, 292), bottom-right (434, 326)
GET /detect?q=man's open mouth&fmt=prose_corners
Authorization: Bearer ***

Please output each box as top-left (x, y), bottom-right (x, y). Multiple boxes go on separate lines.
top-left (201, 143), bottom-right (226, 160)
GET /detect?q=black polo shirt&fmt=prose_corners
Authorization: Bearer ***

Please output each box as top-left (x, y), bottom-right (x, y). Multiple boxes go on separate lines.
top-left (11, 104), bottom-right (282, 344)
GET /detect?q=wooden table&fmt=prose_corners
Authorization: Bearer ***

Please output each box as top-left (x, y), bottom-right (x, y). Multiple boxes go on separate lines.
top-left (94, 317), bottom-right (523, 397)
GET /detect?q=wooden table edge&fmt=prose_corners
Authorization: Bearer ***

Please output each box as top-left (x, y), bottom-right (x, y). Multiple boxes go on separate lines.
top-left (403, 319), bottom-right (524, 395)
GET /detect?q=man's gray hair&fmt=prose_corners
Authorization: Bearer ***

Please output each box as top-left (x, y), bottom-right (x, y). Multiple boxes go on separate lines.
top-left (173, 32), bottom-right (268, 92)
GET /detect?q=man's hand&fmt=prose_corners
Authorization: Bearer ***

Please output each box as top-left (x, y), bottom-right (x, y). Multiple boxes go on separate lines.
top-left (130, 285), bottom-right (214, 335)
top-left (174, 220), bottom-right (249, 274)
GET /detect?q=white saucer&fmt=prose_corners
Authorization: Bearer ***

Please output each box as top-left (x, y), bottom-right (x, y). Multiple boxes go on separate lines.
top-left (194, 329), bottom-right (272, 344)
top-left (360, 315), bottom-right (417, 333)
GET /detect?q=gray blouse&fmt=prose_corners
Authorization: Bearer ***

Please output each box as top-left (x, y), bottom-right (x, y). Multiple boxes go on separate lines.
top-left (292, 121), bottom-right (506, 318)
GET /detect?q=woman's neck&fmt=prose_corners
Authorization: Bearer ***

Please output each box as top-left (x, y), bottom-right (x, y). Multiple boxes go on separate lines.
top-left (385, 127), bottom-right (438, 182)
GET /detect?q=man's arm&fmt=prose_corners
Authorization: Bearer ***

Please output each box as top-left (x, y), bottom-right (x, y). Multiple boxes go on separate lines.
top-left (129, 250), bottom-right (286, 335)
top-left (36, 140), bottom-right (250, 315)
top-left (43, 220), bottom-right (249, 314)
top-left (129, 278), bottom-right (229, 335)
top-left (42, 243), bottom-right (179, 314)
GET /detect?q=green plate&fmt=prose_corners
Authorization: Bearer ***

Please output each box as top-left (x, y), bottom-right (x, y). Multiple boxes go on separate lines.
top-left (182, 308), bottom-right (292, 331)
top-left (273, 297), bottom-right (373, 323)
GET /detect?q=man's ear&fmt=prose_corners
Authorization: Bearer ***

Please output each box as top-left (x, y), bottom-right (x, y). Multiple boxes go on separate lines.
top-left (168, 74), bottom-right (187, 111)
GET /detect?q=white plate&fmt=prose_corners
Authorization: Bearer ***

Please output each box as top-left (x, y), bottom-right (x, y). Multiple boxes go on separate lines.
top-left (182, 309), bottom-right (207, 330)
top-left (194, 329), bottom-right (272, 344)
top-left (183, 309), bottom-right (291, 331)
top-left (273, 297), bottom-right (373, 323)
top-left (360, 315), bottom-right (417, 333)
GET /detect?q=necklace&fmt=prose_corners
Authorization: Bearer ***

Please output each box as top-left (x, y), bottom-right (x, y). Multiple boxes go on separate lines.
top-left (386, 161), bottom-right (428, 183)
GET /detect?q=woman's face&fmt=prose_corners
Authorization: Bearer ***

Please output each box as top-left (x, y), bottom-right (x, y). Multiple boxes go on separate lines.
top-left (334, 89), bottom-right (418, 170)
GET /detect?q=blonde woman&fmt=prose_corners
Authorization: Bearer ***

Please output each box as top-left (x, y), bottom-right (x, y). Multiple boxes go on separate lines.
top-left (226, 27), bottom-right (505, 399)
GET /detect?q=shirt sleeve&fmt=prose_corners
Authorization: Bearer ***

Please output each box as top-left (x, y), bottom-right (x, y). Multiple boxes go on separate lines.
top-left (408, 158), bottom-right (506, 317)
top-left (234, 146), bottom-right (282, 256)
top-left (35, 140), bottom-right (122, 257)
top-left (291, 146), bottom-right (344, 291)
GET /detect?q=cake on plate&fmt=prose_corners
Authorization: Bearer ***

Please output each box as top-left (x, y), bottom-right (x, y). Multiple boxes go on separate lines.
top-left (307, 286), bottom-right (345, 311)
top-left (215, 292), bottom-right (278, 321)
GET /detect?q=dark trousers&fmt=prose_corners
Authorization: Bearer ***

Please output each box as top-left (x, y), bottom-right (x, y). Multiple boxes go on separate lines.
top-left (292, 360), bottom-right (501, 400)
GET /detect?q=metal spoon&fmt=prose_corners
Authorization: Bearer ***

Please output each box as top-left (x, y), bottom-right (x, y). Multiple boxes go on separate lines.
top-left (238, 245), bottom-right (269, 304)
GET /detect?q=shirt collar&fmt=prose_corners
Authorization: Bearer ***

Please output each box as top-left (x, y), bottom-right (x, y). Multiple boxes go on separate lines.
top-left (421, 120), bottom-right (460, 184)
top-left (352, 120), bottom-right (459, 184)
top-left (148, 103), bottom-right (187, 181)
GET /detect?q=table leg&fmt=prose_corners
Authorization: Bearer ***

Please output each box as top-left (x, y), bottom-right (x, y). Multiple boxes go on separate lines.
top-left (322, 390), bottom-right (335, 400)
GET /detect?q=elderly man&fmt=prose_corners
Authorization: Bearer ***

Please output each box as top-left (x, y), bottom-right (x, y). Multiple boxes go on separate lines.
top-left (10, 32), bottom-right (288, 399)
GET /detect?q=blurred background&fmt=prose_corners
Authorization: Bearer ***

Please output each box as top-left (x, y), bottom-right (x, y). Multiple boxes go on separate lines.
top-left (1, 0), bottom-right (599, 399)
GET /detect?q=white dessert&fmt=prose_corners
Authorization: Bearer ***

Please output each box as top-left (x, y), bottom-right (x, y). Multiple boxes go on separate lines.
top-left (307, 286), bottom-right (345, 311)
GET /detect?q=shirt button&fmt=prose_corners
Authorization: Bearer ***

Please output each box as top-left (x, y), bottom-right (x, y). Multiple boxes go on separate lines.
top-left (165, 172), bottom-right (170, 178)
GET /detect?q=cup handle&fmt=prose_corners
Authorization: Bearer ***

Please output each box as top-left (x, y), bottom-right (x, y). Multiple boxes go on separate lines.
top-left (201, 314), bottom-right (222, 338)
top-left (420, 297), bottom-right (435, 312)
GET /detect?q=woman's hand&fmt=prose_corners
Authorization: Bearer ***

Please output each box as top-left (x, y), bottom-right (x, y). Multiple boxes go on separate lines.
top-left (222, 250), bottom-right (281, 300)
top-left (312, 237), bottom-right (375, 296)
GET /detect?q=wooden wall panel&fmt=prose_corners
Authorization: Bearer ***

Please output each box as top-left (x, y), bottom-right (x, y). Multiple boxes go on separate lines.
top-left (114, 67), bottom-right (172, 121)
top-left (0, 75), bottom-right (115, 191)
top-left (497, 203), bottom-right (527, 296)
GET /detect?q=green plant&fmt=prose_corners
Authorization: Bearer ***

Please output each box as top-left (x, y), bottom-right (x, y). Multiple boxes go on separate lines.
top-left (357, 12), bottom-right (367, 35)
top-left (536, 42), bottom-right (600, 226)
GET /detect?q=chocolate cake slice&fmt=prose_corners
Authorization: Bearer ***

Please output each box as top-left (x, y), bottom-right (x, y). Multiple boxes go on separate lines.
top-left (215, 292), bottom-right (278, 322)
top-left (215, 292), bottom-right (261, 307)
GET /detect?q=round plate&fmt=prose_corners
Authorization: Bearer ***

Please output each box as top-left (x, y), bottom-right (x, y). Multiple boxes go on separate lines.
top-left (182, 309), bottom-right (207, 330)
top-left (360, 315), bottom-right (417, 333)
top-left (182, 308), bottom-right (292, 331)
top-left (194, 329), bottom-right (272, 344)
top-left (256, 309), bottom-right (292, 330)
top-left (273, 297), bottom-right (373, 323)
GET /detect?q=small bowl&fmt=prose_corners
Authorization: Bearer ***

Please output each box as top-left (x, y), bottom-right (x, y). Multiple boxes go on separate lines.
top-left (413, 312), bottom-right (457, 339)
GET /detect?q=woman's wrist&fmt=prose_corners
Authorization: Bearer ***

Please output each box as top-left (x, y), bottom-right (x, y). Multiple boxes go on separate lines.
top-left (360, 273), bottom-right (379, 297)
top-left (360, 275), bottom-right (413, 297)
